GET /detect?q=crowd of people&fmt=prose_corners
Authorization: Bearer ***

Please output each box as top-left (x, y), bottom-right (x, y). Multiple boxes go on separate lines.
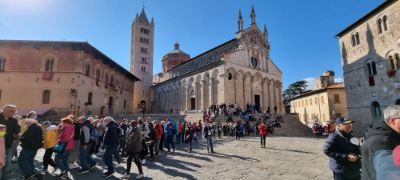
top-left (0, 104), bottom-right (275, 179)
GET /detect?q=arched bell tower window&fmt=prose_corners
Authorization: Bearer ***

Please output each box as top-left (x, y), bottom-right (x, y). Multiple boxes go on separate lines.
top-left (250, 57), bottom-right (258, 68)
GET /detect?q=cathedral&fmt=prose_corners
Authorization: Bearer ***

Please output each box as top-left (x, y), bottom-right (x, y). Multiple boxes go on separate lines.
top-left (131, 6), bottom-right (283, 114)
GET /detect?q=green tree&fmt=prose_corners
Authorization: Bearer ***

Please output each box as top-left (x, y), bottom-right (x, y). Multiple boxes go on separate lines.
top-left (283, 80), bottom-right (308, 113)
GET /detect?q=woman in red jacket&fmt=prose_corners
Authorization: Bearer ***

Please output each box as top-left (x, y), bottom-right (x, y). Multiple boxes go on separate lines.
top-left (258, 121), bottom-right (267, 148)
top-left (55, 117), bottom-right (75, 178)
top-left (154, 121), bottom-right (163, 157)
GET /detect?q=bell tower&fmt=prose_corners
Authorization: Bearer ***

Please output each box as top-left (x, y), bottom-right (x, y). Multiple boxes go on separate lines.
top-left (131, 7), bottom-right (154, 112)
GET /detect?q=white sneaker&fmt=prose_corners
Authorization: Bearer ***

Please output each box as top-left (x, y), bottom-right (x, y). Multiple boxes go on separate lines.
top-left (137, 174), bottom-right (144, 179)
top-left (68, 163), bottom-right (80, 169)
top-left (122, 174), bottom-right (130, 179)
top-left (141, 159), bottom-right (146, 165)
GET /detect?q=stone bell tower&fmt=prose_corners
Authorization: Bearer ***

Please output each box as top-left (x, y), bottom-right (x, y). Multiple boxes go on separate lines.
top-left (131, 7), bottom-right (154, 112)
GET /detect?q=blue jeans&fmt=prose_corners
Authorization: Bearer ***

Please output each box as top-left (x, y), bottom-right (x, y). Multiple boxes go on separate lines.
top-left (18, 148), bottom-right (38, 177)
top-left (206, 136), bottom-right (214, 152)
top-left (166, 135), bottom-right (175, 151)
top-left (55, 151), bottom-right (71, 172)
top-left (79, 143), bottom-right (95, 170)
top-left (103, 144), bottom-right (118, 173)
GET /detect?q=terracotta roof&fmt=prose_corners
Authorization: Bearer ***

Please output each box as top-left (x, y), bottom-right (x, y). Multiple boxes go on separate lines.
top-left (0, 40), bottom-right (140, 81)
top-left (336, 0), bottom-right (397, 37)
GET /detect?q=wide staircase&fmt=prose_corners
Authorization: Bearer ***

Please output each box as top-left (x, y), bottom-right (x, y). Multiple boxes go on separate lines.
top-left (272, 114), bottom-right (313, 137)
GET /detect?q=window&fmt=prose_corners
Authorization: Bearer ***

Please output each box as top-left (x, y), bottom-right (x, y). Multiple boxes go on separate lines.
top-left (104, 72), bottom-right (109, 87)
top-left (371, 101), bottom-right (382, 117)
top-left (0, 57), bottom-right (5, 71)
top-left (141, 66), bottom-right (146, 72)
top-left (141, 57), bottom-right (147, 64)
top-left (250, 57), bottom-right (258, 68)
top-left (396, 54), bottom-right (400, 70)
top-left (124, 100), bottom-right (127, 109)
top-left (378, 15), bottom-right (389, 34)
top-left (45, 58), bottom-right (54, 72)
top-left (355, 33), bottom-right (360, 45)
top-left (140, 28), bottom-right (150, 34)
top-left (42, 90), bottom-right (50, 104)
top-left (395, 99), bottom-right (400, 105)
top-left (84, 64), bottom-right (91, 76)
top-left (87, 92), bottom-right (93, 105)
top-left (310, 98), bottom-right (312, 105)
top-left (110, 75), bottom-right (114, 85)
top-left (389, 56), bottom-right (396, 70)
top-left (378, 18), bottom-right (383, 34)
top-left (141, 47), bottom-right (148, 54)
top-left (96, 69), bottom-right (101, 82)
top-left (315, 97), bottom-right (318, 104)
top-left (321, 96), bottom-right (325, 104)
top-left (383, 15), bottom-right (388, 31)
top-left (140, 37), bottom-right (149, 44)
top-left (351, 33), bottom-right (360, 47)
top-left (367, 62), bottom-right (377, 76)
top-left (334, 94), bottom-right (341, 104)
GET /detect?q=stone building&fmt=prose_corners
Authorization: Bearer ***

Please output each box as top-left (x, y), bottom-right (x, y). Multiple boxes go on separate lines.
top-left (290, 72), bottom-right (348, 126)
top-left (131, 8), bottom-right (154, 112)
top-left (149, 7), bottom-right (283, 113)
top-left (0, 40), bottom-right (139, 119)
top-left (336, 0), bottom-right (400, 134)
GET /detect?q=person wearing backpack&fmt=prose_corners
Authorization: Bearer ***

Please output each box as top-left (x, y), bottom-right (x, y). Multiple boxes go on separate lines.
top-left (18, 118), bottom-right (43, 179)
top-left (122, 120), bottom-right (143, 179)
top-left (77, 117), bottom-right (96, 174)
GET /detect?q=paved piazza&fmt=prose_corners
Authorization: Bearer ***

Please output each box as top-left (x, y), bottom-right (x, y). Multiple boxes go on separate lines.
top-left (10, 136), bottom-right (331, 180)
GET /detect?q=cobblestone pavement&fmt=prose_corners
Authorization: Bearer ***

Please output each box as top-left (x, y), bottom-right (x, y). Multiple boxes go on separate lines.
top-left (9, 136), bottom-right (331, 180)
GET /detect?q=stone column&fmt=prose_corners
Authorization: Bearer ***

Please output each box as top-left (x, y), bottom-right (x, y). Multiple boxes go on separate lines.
top-left (261, 80), bottom-right (264, 111)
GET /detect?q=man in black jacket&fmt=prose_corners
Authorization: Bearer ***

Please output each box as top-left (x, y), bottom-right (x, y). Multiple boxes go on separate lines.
top-left (361, 105), bottom-right (400, 180)
top-left (323, 117), bottom-right (361, 180)
top-left (0, 105), bottom-right (18, 180)
top-left (18, 118), bottom-right (43, 179)
top-left (102, 117), bottom-right (119, 178)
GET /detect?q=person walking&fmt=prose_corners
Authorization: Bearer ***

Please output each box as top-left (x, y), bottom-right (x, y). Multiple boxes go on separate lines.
top-left (203, 123), bottom-right (215, 154)
top-left (235, 122), bottom-right (241, 140)
top-left (77, 117), bottom-right (96, 174)
top-left (102, 117), bottom-right (119, 178)
top-left (0, 125), bottom-right (6, 178)
top-left (147, 122), bottom-right (156, 160)
top-left (138, 119), bottom-right (149, 164)
top-left (323, 117), bottom-right (361, 180)
top-left (122, 120), bottom-right (144, 179)
top-left (258, 121), bottom-right (267, 148)
top-left (154, 120), bottom-right (163, 157)
top-left (68, 118), bottom-right (81, 169)
top-left (0, 105), bottom-right (18, 180)
top-left (185, 123), bottom-right (195, 153)
top-left (164, 119), bottom-right (176, 152)
top-left (42, 121), bottom-right (58, 173)
top-left (18, 118), bottom-right (43, 179)
top-left (55, 117), bottom-right (75, 178)
top-left (362, 105), bottom-right (400, 180)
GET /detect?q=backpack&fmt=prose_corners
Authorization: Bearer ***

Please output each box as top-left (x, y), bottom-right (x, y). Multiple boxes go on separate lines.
top-left (89, 126), bottom-right (100, 145)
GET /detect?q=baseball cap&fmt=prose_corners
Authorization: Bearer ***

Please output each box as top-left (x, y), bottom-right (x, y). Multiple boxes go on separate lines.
top-left (336, 117), bottom-right (354, 125)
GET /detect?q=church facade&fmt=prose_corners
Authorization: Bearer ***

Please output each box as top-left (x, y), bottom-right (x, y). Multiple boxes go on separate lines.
top-left (147, 7), bottom-right (283, 114)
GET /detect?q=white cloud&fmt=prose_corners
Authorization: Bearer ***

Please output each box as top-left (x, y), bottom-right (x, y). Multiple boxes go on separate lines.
top-left (303, 77), bottom-right (316, 91)
top-left (335, 77), bottom-right (343, 83)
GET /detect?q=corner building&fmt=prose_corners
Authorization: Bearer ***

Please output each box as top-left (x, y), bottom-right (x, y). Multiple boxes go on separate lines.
top-left (337, 0), bottom-right (400, 135)
top-left (0, 40), bottom-right (139, 119)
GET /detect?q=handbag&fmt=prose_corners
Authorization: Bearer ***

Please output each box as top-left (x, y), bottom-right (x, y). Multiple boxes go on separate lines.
top-left (53, 143), bottom-right (66, 153)
top-left (53, 129), bottom-right (74, 154)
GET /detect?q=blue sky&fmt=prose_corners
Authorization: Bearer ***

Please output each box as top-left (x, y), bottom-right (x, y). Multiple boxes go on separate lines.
top-left (0, 0), bottom-right (383, 89)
